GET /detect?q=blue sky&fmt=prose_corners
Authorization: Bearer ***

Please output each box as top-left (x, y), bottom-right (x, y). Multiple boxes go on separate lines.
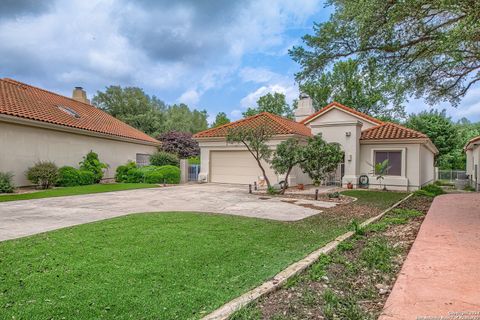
top-left (1, 0), bottom-right (479, 123)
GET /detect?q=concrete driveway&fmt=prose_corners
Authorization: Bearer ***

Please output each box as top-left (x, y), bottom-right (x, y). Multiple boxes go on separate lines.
top-left (380, 193), bottom-right (480, 319)
top-left (0, 184), bottom-right (323, 242)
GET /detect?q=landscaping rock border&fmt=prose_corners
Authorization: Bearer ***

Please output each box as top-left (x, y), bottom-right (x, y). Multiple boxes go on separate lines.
top-left (202, 193), bottom-right (414, 320)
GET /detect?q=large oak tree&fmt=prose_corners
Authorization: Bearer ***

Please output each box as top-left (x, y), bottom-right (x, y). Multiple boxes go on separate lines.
top-left (291, 0), bottom-right (480, 105)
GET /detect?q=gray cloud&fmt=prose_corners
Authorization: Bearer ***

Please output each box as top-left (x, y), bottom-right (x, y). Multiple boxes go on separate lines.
top-left (118, 0), bottom-right (245, 65)
top-left (0, 0), bottom-right (54, 19)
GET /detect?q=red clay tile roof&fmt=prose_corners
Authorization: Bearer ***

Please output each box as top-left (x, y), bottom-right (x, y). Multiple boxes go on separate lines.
top-left (464, 135), bottom-right (480, 150)
top-left (360, 122), bottom-right (428, 140)
top-left (300, 101), bottom-right (384, 125)
top-left (193, 112), bottom-right (312, 138)
top-left (0, 78), bottom-right (159, 144)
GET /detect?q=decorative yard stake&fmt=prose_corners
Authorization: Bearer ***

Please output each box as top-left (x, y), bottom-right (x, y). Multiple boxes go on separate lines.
top-left (254, 181), bottom-right (257, 191)
top-left (249, 184), bottom-right (252, 194)
top-left (315, 189), bottom-right (319, 200)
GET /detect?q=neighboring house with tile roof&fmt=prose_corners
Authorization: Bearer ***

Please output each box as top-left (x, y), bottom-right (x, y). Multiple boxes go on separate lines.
top-left (464, 136), bottom-right (480, 190)
top-left (0, 78), bottom-right (160, 186)
top-left (194, 96), bottom-right (438, 191)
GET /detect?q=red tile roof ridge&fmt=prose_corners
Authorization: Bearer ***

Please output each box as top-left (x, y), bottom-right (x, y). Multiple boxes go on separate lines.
top-left (300, 101), bottom-right (384, 125)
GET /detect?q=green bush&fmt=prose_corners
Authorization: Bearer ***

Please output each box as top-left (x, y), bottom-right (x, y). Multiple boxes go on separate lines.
top-left (115, 161), bottom-right (137, 182)
top-left (79, 151), bottom-right (108, 183)
top-left (57, 166), bottom-right (81, 187)
top-left (78, 170), bottom-right (95, 185)
top-left (188, 157), bottom-right (200, 165)
top-left (114, 162), bottom-right (181, 184)
top-left (0, 172), bottom-right (15, 193)
top-left (157, 165), bottom-right (180, 184)
top-left (421, 184), bottom-right (444, 196)
top-left (413, 189), bottom-right (435, 197)
top-left (144, 171), bottom-right (164, 184)
top-left (125, 168), bottom-right (144, 183)
top-left (26, 161), bottom-right (58, 189)
top-left (149, 151), bottom-right (179, 167)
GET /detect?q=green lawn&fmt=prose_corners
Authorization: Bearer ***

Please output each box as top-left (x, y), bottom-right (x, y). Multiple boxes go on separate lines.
top-left (0, 183), bottom-right (159, 202)
top-left (0, 191), bottom-right (407, 319)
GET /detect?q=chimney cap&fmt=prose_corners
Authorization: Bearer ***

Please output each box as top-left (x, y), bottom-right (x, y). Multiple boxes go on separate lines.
top-left (299, 92), bottom-right (310, 99)
top-left (75, 86), bottom-right (84, 90)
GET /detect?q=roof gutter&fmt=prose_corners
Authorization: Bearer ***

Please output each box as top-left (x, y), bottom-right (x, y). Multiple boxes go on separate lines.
top-left (0, 114), bottom-right (160, 147)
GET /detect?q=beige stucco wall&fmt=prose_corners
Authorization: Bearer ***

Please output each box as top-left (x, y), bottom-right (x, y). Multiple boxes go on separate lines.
top-left (419, 144), bottom-right (435, 186)
top-left (0, 121), bottom-right (157, 186)
top-left (359, 142), bottom-right (427, 191)
top-left (197, 136), bottom-right (312, 186)
top-left (308, 108), bottom-right (378, 130)
top-left (466, 145), bottom-right (480, 186)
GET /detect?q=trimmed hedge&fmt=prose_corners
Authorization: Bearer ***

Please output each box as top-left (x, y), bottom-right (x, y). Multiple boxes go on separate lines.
top-left (57, 166), bottom-right (80, 187)
top-left (149, 151), bottom-right (179, 167)
top-left (57, 166), bottom-right (96, 187)
top-left (115, 163), bottom-right (180, 184)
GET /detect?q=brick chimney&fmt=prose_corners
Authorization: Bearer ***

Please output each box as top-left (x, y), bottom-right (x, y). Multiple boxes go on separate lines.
top-left (72, 87), bottom-right (90, 104)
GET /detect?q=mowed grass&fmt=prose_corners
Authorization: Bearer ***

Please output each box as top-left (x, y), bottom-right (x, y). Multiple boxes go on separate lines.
top-left (0, 191), bottom-right (407, 319)
top-left (0, 183), bottom-right (159, 202)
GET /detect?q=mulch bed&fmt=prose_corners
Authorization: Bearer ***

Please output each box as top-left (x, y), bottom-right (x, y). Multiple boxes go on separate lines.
top-left (235, 195), bottom-right (433, 320)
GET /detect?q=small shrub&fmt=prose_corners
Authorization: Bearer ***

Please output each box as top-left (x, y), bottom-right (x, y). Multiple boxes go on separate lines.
top-left (115, 161), bottom-right (137, 182)
top-left (267, 186), bottom-right (279, 195)
top-left (26, 161), bottom-right (58, 189)
top-left (57, 166), bottom-right (81, 187)
top-left (421, 184), bottom-right (444, 196)
top-left (464, 185), bottom-right (476, 192)
top-left (327, 191), bottom-right (340, 199)
top-left (157, 165), bottom-right (180, 184)
top-left (79, 151), bottom-right (108, 183)
top-left (0, 172), bottom-right (15, 193)
top-left (78, 170), bottom-right (95, 185)
top-left (149, 151), bottom-right (179, 167)
top-left (349, 219), bottom-right (365, 236)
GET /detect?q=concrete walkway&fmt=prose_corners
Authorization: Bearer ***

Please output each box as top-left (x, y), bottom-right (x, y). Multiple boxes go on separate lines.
top-left (380, 193), bottom-right (480, 320)
top-left (0, 184), bottom-right (326, 242)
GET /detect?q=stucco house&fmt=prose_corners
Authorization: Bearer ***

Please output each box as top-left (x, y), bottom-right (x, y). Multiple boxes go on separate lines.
top-left (0, 78), bottom-right (160, 186)
top-left (193, 95), bottom-right (438, 191)
top-left (465, 135), bottom-right (480, 190)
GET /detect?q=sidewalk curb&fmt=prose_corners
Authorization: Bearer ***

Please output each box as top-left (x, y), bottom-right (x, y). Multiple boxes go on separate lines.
top-left (202, 193), bottom-right (414, 320)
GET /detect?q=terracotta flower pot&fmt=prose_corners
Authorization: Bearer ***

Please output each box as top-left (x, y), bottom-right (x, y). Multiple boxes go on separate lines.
top-left (297, 183), bottom-right (304, 190)
top-left (347, 182), bottom-right (353, 189)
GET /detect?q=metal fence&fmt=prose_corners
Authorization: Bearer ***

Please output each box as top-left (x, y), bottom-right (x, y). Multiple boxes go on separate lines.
top-left (437, 170), bottom-right (468, 181)
top-left (188, 164), bottom-right (200, 182)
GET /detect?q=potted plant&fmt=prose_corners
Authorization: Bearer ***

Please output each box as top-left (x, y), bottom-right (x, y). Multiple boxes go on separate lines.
top-left (346, 181), bottom-right (353, 189)
top-left (297, 183), bottom-right (304, 190)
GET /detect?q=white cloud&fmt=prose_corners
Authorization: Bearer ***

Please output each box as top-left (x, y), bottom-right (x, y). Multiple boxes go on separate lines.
top-left (178, 89), bottom-right (200, 106)
top-left (240, 84), bottom-right (299, 109)
top-left (239, 67), bottom-right (278, 83)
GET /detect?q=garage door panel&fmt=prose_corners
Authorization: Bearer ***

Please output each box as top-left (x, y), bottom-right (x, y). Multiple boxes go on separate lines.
top-left (210, 151), bottom-right (275, 184)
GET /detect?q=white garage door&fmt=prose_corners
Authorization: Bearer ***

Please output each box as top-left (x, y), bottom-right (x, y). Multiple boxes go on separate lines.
top-left (210, 150), bottom-right (275, 184)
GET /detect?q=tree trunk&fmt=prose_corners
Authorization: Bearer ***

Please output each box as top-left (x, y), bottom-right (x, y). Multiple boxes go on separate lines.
top-left (255, 157), bottom-right (271, 189)
top-left (279, 166), bottom-right (293, 195)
